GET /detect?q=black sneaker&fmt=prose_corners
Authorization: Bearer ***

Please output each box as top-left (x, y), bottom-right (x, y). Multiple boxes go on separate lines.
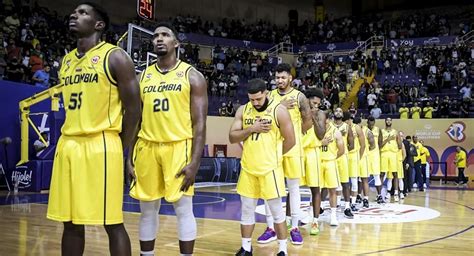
top-left (376, 195), bottom-right (385, 204)
top-left (276, 251), bottom-right (286, 256)
top-left (320, 207), bottom-right (324, 214)
top-left (344, 208), bottom-right (354, 219)
top-left (351, 204), bottom-right (358, 212)
top-left (235, 247), bottom-right (252, 256)
top-left (356, 194), bottom-right (362, 204)
top-left (363, 199), bottom-right (370, 208)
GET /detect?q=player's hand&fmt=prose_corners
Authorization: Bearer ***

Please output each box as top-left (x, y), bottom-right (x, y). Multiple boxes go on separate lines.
top-left (322, 137), bottom-right (333, 145)
top-left (176, 163), bottom-right (198, 192)
top-left (405, 163), bottom-right (409, 169)
top-left (251, 118), bottom-right (271, 133)
top-left (280, 98), bottom-right (297, 109)
top-left (125, 158), bottom-right (136, 187)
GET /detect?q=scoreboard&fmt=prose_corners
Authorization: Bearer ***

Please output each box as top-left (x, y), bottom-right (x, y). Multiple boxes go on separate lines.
top-left (137, 0), bottom-right (155, 20)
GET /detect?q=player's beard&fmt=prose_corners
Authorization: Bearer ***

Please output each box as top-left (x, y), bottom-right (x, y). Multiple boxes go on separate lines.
top-left (334, 115), bottom-right (343, 120)
top-left (254, 98), bottom-right (269, 112)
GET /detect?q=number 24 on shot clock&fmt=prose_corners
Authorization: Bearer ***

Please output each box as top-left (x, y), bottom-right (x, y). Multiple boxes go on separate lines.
top-left (137, 0), bottom-right (155, 20)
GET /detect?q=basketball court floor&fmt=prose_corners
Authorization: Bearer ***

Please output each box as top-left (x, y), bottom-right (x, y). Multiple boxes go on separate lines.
top-left (0, 184), bottom-right (472, 255)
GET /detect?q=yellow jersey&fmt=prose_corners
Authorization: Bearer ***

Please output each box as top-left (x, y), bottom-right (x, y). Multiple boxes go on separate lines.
top-left (60, 42), bottom-right (122, 135)
top-left (138, 60), bottom-right (193, 142)
top-left (420, 146), bottom-right (430, 164)
top-left (333, 122), bottom-right (349, 155)
top-left (399, 107), bottom-right (409, 119)
top-left (369, 126), bottom-right (380, 152)
top-left (411, 107), bottom-right (421, 119)
top-left (320, 124), bottom-right (339, 161)
top-left (361, 126), bottom-right (371, 157)
top-left (456, 150), bottom-right (467, 168)
top-left (380, 128), bottom-right (398, 153)
top-left (348, 124), bottom-right (360, 155)
top-left (240, 100), bottom-right (282, 176)
top-left (413, 142), bottom-right (422, 162)
top-left (269, 88), bottom-right (303, 157)
top-left (302, 126), bottom-right (322, 149)
top-left (423, 107), bottom-right (433, 118)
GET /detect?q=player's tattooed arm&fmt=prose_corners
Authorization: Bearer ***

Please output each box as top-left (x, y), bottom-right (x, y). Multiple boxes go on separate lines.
top-left (299, 92), bottom-right (312, 133)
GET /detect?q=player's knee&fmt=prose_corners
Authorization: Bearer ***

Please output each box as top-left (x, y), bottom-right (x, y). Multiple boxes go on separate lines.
top-left (336, 185), bottom-right (342, 192)
top-left (374, 175), bottom-right (382, 186)
top-left (240, 196), bottom-right (257, 225)
top-left (139, 200), bottom-right (160, 241)
top-left (350, 178), bottom-right (358, 192)
top-left (267, 198), bottom-right (285, 224)
top-left (173, 196), bottom-right (196, 241)
top-left (63, 221), bottom-right (84, 234)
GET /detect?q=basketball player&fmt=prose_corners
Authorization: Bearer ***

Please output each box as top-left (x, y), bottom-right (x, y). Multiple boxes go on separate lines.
top-left (332, 109), bottom-right (355, 217)
top-left (127, 22), bottom-right (208, 255)
top-left (347, 116), bottom-right (369, 207)
top-left (47, 3), bottom-right (141, 256)
top-left (386, 132), bottom-right (406, 201)
top-left (358, 117), bottom-right (376, 207)
top-left (258, 63), bottom-right (311, 245)
top-left (379, 118), bottom-right (402, 202)
top-left (301, 88), bottom-right (327, 235)
top-left (320, 110), bottom-right (345, 226)
top-left (366, 116), bottom-right (383, 204)
top-left (230, 78), bottom-right (295, 256)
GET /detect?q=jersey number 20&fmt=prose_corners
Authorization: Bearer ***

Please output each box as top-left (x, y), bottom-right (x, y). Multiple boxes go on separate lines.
top-left (153, 98), bottom-right (169, 112)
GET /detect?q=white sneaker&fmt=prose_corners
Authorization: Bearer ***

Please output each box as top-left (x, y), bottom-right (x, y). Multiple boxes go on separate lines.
top-left (423, 184), bottom-right (427, 189)
top-left (400, 193), bottom-right (405, 199)
top-left (385, 194), bottom-right (391, 202)
top-left (330, 217), bottom-right (339, 226)
top-left (394, 195), bottom-right (399, 202)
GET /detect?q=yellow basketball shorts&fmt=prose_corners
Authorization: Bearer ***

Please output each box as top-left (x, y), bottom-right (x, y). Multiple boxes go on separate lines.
top-left (130, 138), bottom-right (193, 203)
top-left (302, 147), bottom-right (321, 187)
top-left (47, 132), bottom-right (124, 225)
top-left (320, 159), bottom-right (340, 189)
top-left (237, 168), bottom-right (285, 200)
top-left (367, 150), bottom-right (380, 175)
top-left (388, 160), bottom-right (405, 179)
top-left (348, 152), bottom-right (360, 178)
top-left (359, 154), bottom-right (370, 178)
top-left (380, 151), bottom-right (398, 173)
top-left (282, 156), bottom-right (304, 179)
top-left (337, 154), bottom-right (349, 183)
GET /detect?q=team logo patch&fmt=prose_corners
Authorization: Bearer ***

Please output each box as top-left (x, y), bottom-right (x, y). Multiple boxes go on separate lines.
top-left (446, 121), bottom-right (466, 143)
top-left (146, 73), bottom-right (152, 79)
top-left (75, 68), bottom-right (82, 72)
top-left (176, 71), bottom-right (184, 77)
top-left (91, 56), bottom-right (100, 64)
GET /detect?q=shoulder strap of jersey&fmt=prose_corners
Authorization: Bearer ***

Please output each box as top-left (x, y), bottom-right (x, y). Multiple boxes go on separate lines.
top-left (104, 46), bottom-right (120, 86)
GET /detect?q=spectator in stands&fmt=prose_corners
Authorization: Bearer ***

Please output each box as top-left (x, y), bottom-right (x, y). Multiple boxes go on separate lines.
top-left (31, 64), bottom-right (50, 87)
top-left (349, 102), bottom-right (357, 116)
top-left (438, 96), bottom-right (450, 118)
top-left (218, 102), bottom-right (227, 116)
top-left (6, 39), bottom-right (21, 62)
top-left (460, 99), bottom-right (470, 118)
top-left (410, 102), bottom-right (421, 119)
top-left (399, 103), bottom-right (409, 119)
top-left (225, 100), bottom-right (234, 117)
top-left (386, 88), bottom-right (398, 114)
top-left (370, 104), bottom-right (382, 119)
top-left (367, 88), bottom-right (377, 112)
top-left (5, 57), bottom-right (23, 82)
top-left (423, 102), bottom-right (434, 119)
top-left (449, 99), bottom-right (460, 118)
top-left (460, 84), bottom-right (471, 101)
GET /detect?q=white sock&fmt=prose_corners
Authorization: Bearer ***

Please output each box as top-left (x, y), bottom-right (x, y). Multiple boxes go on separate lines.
top-left (345, 201), bottom-right (350, 209)
top-left (265, 202), bottom-right (274, 230)
top-left (387, 178), bottom-right (393, 191)
top-left (286, 216), bottom-right (291, 226)
top-left (278, 239), bottom-right (287, 254)
top-left (331, 208), bottom-right (337, 219)
top-left (140, 250), bottom-right (154, 255)
top-left (337, 195), bottom-right (341, 205)
top-left (180, 254), bottom-right (192, 256)
top-left (242, 238), bottom-right (251, 252)
top-left (313, 217), bottom-right (318, 224)
top-left (399, 179), bottom-right (404, 191)
top-left (350, 196), bottom-right (355, 204)
top-left (364, 196), bottom-right (369, 200)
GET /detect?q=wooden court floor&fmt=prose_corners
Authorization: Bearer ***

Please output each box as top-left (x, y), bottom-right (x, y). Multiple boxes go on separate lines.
top-left (0, 185), bottom-right (473, 256)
